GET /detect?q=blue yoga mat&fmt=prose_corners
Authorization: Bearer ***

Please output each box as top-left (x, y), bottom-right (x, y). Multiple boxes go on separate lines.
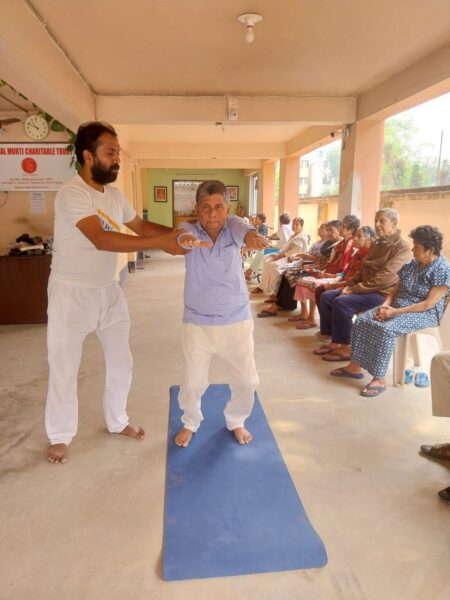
top-left (163, 385), bottom-right (327, 581)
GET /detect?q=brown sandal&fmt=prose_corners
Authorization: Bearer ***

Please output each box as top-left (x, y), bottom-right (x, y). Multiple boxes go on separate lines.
top-left (420, 443), bottom-right (450, 461)
top-left (313, 345), bottom-right (334, 356)
top-left (322, 352), bottom-right (351, 362)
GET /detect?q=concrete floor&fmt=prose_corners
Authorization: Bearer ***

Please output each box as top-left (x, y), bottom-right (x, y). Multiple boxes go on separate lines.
top-left (1, 251), bottom-right (449, 600)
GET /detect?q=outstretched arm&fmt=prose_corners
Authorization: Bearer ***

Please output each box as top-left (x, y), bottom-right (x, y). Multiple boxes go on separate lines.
top-left (176, 231), bottom-right (213, 249)
top-left (125, 214), bottom-right (172, 237)
top-left (244, 230), bottom-right (271, 251)
top-left (77, 215), bottom-right (187, 255)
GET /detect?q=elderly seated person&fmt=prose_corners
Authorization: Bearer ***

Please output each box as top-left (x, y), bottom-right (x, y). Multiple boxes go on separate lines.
top-left (270, 212), bottom-right (293, 247)
top-left (256, 219), bottom-right (342, 319)
top-left (329, 225), bottom-right (450, 397)
top-left (257, 219), bottom-right (342, 319)
top-left (258, 225), bottom-right (375, 319)
top-left (292, 216), bottom-right (360, 328)
top-left (314, 208), bottom-right (411, 362)
top-left (248, 212), bottom-right (292, 286)
top-left (314, 225), bottom-right (376, 304)
top-left (253, 217), bottom-right (309, 296)
top-left (244, 213), bottom-right (269, 280)
top-left (292, 222), bottom-right (330, 262)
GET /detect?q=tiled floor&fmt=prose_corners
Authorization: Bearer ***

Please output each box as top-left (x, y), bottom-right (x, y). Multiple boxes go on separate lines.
top-left (1, 252), bottom-right (449, 600)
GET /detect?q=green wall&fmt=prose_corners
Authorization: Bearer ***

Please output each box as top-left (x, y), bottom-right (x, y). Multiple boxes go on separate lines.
top-left (146, 168), bottom-right (248, 227)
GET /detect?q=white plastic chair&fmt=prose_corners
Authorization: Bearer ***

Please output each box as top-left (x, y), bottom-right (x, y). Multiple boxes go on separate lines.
top-left (392, 296), bottom-right (450, 387)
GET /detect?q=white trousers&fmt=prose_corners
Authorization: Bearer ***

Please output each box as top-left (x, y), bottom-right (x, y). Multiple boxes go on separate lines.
top-left (260, 257), bottom-right (287, 295)
top-left (178, 320), bottom-right (260, 432)
top-left (431, 351), bottom-right (450, 417)
top-left (45, 278), bottom-right (132, 445)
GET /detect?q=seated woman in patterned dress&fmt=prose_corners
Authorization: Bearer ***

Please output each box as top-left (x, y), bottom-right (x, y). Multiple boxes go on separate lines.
top-left (330, 226), bottom-right (450, 397)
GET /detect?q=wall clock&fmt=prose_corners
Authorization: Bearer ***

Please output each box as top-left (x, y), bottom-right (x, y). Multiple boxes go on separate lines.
top-left (24, 114), bottom-right (49, 140)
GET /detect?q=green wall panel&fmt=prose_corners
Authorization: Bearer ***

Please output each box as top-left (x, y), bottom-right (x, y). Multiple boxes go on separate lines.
top-left (146, 168), bottom-right (248, 227)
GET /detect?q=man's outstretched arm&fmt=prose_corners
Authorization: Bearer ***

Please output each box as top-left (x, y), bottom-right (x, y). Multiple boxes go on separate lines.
top-left (125, 214), bottom-right (172, 237)
top-left (244, 230), bottom-right (271, 251)
top-left (77, 215), bottom-right (186, 255)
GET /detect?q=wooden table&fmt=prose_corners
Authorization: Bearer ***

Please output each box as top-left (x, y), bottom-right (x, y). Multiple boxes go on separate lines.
top-left (0, 254), bottom-right (51, 324)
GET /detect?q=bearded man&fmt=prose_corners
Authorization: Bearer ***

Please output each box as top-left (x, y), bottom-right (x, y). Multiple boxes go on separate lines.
top-left (45, 121), bottom-right (196, 464)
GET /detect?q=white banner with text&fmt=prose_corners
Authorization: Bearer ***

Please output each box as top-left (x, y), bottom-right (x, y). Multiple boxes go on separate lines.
top-left (0, 143), bottom-right (76, 191)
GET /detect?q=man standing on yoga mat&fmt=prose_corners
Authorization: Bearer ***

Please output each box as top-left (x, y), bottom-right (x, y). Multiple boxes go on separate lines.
top-left (45, 121), bottom-right (204, 465)
top-left (174, 180), bottom-right (270, 447)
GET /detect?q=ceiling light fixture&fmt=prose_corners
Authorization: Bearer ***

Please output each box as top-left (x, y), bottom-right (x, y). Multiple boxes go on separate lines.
top-left (238, 13), bottom-right (263, 44)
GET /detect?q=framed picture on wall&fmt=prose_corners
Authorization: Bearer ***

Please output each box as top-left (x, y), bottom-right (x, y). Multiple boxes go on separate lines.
top-left (154, 186), bottom-right (167, 202)
top-left (226, 185), bottom-right (239, 202)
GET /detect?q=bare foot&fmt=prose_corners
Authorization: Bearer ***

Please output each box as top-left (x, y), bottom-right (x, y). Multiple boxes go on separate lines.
top-left (233, 427), bottom-right (253, 445)
top-left (48, 443), bottom-right (69, 464)
top-left (175, 427), bottom-right (193, 447)
top-left (119, 424), bottom-right (145, 440)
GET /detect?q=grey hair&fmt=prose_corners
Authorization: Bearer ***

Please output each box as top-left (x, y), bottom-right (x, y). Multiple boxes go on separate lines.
top-left (375, 208), bottom-right (399, 224)
top-left (195, 180), bottom-right (229, 205)
top-left (358, 225), bottom-right (376, 240)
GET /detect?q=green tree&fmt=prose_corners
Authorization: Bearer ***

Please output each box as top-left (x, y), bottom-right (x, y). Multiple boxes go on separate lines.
top-left (409, 162), bottom-right (424, 188)
top-left (382, 116), bottom-right (417, 189)
top-left (382, 115), bottom-right (440, 190)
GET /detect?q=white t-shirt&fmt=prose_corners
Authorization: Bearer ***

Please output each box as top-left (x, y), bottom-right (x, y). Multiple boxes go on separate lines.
top-left (51, 174), bottom-right (136, 287)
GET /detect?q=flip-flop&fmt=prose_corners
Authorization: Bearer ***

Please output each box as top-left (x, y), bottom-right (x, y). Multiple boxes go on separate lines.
top-left (295, 322), bottom-right (317, 330)
top-left (438, 487), bottom-right (450, 504)
top-left (404, 369), bottom-right (415, 384)
top-left (415, 372), bottom-right (430, 388)
top-left (257, 310), bottom-right (278, 318)
top-left (287, 315), bottom-right (306, 321)
top-left (313, 345), bottom-right (334, 356)
top-left (330, 367), bottom-right (365, 380)
top-left (322, 352), bottom-right (351, 362)
top-left (359, 385), bottom-right (386, 397)
top-left (420, 443), bottom-right (450, 461)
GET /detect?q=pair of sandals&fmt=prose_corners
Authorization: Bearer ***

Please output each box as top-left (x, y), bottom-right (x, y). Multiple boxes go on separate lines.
top-left (313, 344), bottom-right (350, 362)
top-left (404, 369), bottom-right (430, 387)
top-left (330, 366), bottom-right (386, 396)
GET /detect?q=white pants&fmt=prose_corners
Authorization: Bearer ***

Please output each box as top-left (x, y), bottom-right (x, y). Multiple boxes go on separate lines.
top-left (431, 351), bottom-right (450, 417)
top-left (178, 320), bottom-right (260, 432)
top-left (45, 278), bottom-right (132, 445)
top-left (260, 257), bottom-right (288, 295)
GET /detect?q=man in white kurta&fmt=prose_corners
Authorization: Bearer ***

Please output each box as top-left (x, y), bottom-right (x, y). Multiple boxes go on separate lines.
top-left (174, 180), bottom-right (270, 448)
top-left (46, 122), bottom-right (188, 464)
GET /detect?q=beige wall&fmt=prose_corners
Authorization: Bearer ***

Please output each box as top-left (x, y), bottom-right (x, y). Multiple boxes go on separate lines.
top-left (381, 187), bottom-right (450, 259)
top-left (299, 187), bottom-right (450, 259)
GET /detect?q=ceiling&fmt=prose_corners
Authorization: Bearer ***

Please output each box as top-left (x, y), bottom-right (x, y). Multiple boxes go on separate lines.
top-left (1, 0), bottom-right (450, 156)
top-left (30, 0), bottom-right (450, 97)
